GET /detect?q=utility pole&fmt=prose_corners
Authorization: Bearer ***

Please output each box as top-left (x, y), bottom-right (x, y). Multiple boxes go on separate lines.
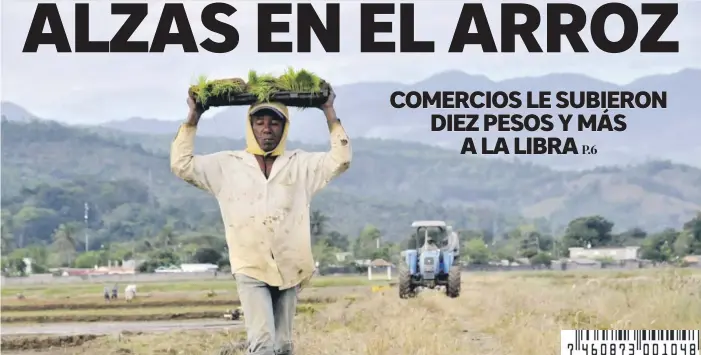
top-left (84, 202), bottom-right (89, 252)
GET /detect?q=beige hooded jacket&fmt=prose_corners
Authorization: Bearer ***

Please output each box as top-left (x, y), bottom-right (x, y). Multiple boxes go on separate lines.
top-left (170, 102), bottom-right (352, 289)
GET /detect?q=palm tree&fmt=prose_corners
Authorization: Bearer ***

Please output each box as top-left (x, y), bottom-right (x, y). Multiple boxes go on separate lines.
top-left (52, 223), bottom-right (78, 266)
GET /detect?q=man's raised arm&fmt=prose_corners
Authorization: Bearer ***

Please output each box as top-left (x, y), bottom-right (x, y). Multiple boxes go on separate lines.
top-left (170, 98), bottom-right (224, 195)
top-left (304, 99), bottom-right (353, 195)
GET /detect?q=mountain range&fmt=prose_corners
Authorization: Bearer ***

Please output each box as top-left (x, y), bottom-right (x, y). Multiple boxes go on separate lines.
top-left (2, 69), bottom-right (700, 241)
top-left (2, 115), bottom-right (700, 239)
top-left (3, 69), bottom-right (699, 170)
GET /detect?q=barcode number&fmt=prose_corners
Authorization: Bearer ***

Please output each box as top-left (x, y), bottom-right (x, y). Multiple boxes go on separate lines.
top-left (561, 330), bottom-right (699, 355)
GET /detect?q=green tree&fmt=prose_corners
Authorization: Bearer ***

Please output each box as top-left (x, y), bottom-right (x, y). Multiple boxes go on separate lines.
top-left (8, 245), bottom-right (50, 270)
top-left (138, 250), bottom-right (181, 273)
top-left (180, 235), bottom-right (227, 251)
top-left (2, 254), bottom-right (28, 276)
top-left (325, 231), bottom-right (349, 251)
top-left (530, 252), bottom-right (553, 267)
top-left (562, 216), bottom-right (614, 249)
top-left (518, 231), bottom-right (544, 258)
top-left (73, 251), bottom-right (103, 268)
top-left (639, 229), bottom-right (678, 261)
top-left (614, 227), bottom-right (647, 246)
top-left (310, 210), bottom-right (329, 244)
top-left (312, 240), bottom-right (337, 267)
top-left (492, 240), bottom-right (518, 262)
top-left (673, 232), bottom-right (694, 257)
top-left (192, 247), bottom-right (223, 264)
top-left (12, 206), bottom-right (61, 247)
top-left (682, 213), bottom-right (701, 254)
top-left (51, 223), bottom-right (80, 266)
top-left (107, 246), bottom-right (134, 262)
top-left (464, 238), bottom-right (490, 265)
top-left (353, 224), bottom-right (382, 259)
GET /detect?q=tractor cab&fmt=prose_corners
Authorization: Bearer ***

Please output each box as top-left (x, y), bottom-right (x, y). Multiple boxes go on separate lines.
top-left (415, 221), bottom-right (447, 252)
top-left (412, 221), bottom-right (460, 257)
top-left (398, 220), bottom-right (461, 299)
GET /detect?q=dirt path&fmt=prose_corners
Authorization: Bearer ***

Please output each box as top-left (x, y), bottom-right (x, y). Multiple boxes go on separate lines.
top-left (1, 319), bottom-right (244, 336)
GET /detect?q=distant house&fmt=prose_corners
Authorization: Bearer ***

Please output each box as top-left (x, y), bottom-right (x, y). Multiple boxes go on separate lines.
top-left (60, 266), bottom-right (136, 276)
top-left (335, 252), bottom-right (353, 262)
top-left (60, 268), bottom-right (95, 276)
top-left (123, 259), bottom-right (145, 270)
top-left (348, 259), bottom-right (370, 267)
top-left (370, 259), bottom-right (393, 268)
top-left (179, 263), bottom-right (218, 272)
top-left (368, 259), bottom-right (393, 280)
top-left (568, 246), bottom-right (640, 261)
top-left (682, 255), bottom-right (701, 266)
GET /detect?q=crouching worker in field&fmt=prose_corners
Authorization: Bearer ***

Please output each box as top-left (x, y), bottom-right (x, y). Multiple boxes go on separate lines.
top-left (170, 87), bottom-right (352, 355)
top-left (124, 284), bottom-right (137, 302)
top-left (103, 285), bottom-right (111, 303)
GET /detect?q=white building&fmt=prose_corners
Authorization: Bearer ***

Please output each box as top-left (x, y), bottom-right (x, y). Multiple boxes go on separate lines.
top-left (179, 263), bottom-right (219, 272)
top-left (568, 246), bottom-right (640, 261)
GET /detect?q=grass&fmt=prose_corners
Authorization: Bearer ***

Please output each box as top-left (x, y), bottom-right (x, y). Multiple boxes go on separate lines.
top-left (3, 269), bottom-right (700, 354)
top-left (2, 279), bottom-right (234, 298)
top-left (2, 305), bottom-right (233, 317)
top-left (189, 67), bottom-right (324, 106)
top-left (1, 304), bottom-right (322, 324)
top-left (1, 275), bottom-right (384, 299)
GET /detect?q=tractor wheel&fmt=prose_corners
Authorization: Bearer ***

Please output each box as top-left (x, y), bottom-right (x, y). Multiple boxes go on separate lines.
top-left (398, 261), bottom-right (414, 299)
top-left (446, 265), bottom-right (461, 298)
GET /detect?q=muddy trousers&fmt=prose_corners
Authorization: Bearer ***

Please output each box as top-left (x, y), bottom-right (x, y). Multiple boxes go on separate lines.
top-left (234, 273), bottom-right (298, 355)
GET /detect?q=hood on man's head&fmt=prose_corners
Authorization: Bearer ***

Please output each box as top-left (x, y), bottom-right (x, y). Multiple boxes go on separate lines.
top-left (245, 102), bottom-right (290, 157)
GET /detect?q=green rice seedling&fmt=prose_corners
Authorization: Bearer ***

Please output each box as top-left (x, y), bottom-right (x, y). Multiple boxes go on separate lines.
top-left (275, 67), bottom-right (323, 93)
top-left (247, 70), bottom-right (279, 103)
top-left (189, 76), bottom-right (246, 107)
top-left (189, 68), bottom-right (326, 107)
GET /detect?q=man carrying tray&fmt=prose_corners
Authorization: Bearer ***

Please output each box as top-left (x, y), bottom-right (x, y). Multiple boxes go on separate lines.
top-left (170, 86), bottom-right (351, 355)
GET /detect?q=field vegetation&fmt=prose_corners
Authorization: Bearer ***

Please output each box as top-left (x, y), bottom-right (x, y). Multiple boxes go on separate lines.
top-left (2, 270), bottom-right (699, 354)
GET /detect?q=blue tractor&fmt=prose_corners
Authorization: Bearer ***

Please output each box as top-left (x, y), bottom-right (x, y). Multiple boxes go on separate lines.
top-left (398, 220), bottom-right (461, 298)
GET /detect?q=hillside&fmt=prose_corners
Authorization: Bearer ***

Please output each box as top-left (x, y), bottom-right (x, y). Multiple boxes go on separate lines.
top-left (1, 120), bottom-right (503, 244)
top-left (2, 119), bottom-right (700, 248)
top-left (84, 123), bottom-right (701, 231)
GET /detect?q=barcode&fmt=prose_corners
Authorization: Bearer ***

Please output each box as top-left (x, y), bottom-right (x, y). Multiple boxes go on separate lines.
top-left (562, 330), bottom-right (700, 353)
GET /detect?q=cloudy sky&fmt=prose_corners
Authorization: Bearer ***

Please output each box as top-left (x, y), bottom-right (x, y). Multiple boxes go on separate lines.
top-left (1, 0), bottom-right (699, 123)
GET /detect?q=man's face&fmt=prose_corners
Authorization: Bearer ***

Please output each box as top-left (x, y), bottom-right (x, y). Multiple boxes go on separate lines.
top-left (251, 112), bottom-right (285, 153)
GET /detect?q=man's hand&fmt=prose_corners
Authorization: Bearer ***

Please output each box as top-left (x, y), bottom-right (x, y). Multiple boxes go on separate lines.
top-left (186, 94), bottom-right (207, 126)
top-left (320, 84), bottom-right (339, 128)
top-left (320, 84), bottom-right (335, 111)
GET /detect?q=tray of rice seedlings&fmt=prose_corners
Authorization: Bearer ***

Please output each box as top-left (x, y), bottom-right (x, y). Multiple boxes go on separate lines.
top-left (188, 68), bottom-right (330, 109)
